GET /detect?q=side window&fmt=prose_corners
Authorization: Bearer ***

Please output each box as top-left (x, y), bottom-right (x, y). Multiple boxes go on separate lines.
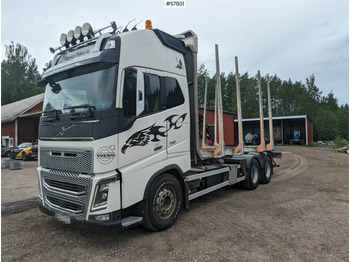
top-left (165, 77), bottom-right (185, 109)
top-left (123, 69), bottom-right (137, 118)
top-left (144, 74), bottom-right (161, 114)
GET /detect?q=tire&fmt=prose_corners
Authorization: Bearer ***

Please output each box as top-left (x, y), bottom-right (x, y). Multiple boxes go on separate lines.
top-left (22, 152), bottom-right (28, 161)
top-left (261, 156), bottom-right (272, 184)
top-left (241, 159), bottom-right (260, 190)
top-left (5, 151), bottom-right (11, 158)
top-left (143, 174), bottom-right (182, 231)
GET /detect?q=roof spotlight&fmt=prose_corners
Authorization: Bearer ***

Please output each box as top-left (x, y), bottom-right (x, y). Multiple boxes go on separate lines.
top-left (60, 33), bottom-right (69, 47)
top-left (67, 30), bottom-right (77, 45)
top-left (74, 26), bottom-right (84, 42)
top-left (82, 22), bottom-right (94, 39)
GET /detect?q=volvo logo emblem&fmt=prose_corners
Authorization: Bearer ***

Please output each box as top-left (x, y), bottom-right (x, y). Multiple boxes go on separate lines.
top-left (96, 145), bottom-right (116, 164)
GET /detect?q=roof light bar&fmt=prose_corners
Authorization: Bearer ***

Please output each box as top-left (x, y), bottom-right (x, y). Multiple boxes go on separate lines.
top-left (49, 20), bottom-right (118, 54)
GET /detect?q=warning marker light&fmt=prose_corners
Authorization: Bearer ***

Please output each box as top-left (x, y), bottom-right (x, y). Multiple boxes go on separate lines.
top-left (145, 20), bottom-right (153, 30)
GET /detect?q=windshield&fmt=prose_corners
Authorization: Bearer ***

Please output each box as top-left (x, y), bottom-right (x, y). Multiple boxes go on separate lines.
top-left (42, 63), bottom-right (117, 115)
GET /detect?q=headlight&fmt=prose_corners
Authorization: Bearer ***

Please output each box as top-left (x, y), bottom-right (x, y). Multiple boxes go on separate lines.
top-left (91, 182), bottom-right (109, 211)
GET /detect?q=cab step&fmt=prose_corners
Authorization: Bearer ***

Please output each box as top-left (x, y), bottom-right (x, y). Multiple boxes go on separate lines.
top-left (121, 216), bottom-right (143, 228)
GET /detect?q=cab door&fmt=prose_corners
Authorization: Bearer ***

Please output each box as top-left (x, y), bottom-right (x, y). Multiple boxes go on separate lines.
top-left (163, 76), bottom-right (190, 158)
top-left (118, 68), bottom-right (167, 168)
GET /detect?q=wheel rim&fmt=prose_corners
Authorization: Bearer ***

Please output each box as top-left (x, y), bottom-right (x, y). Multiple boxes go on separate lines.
top-left (265, 162), bottom-right (271, 179)
top-left (155, 186), bottom-right (176, 219)
top-left (251, 165), bottom-right (258, 184)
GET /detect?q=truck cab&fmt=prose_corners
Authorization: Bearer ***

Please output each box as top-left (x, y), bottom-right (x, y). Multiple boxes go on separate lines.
top-left (38, 24), bottom-right (195, 230)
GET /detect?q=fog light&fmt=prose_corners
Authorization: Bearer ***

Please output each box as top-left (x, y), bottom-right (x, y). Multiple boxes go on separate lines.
top-left (94, 214), bottom-right (110, 222)
top-left (101, 192), bottom-right (108, 200)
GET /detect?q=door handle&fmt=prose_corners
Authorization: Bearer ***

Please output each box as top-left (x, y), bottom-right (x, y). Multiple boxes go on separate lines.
top-left (154, 146), bottom-right (163, 151)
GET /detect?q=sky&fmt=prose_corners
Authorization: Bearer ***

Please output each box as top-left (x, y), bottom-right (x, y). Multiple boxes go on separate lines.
top-left (1, 0), bottom-right (349, 105)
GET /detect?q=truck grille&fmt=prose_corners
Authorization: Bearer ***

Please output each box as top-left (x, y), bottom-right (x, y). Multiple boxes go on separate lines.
top-left (46, 195), bottom-right (83, 213)
top-left (40, 147), bottom-right (93, 173)
top-left (41, 168), bottom-right (93, 220)
top-left (44, 178), bottom-right (86, 195)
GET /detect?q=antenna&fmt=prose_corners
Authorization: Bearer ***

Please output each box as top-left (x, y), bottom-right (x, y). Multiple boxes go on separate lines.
top-left (115, 26), bottom-right (123, 34)
top-left (132, 19), bottom-right (144, 31)
top-left (122, 18), bottom-right (136, 32)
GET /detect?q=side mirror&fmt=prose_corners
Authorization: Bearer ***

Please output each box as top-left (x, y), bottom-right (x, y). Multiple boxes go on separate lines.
top-left (136, 70), bottom-right (145, 117)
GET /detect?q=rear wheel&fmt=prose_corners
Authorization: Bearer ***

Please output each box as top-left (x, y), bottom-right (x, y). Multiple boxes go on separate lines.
top-left (261, 156), bottom-right (272, 184)
top-left (5, 151), bottom-right (11, 158)
top-left (241, 159), bottom-right (260, 190)
top-left (143, 174), bottom-right (182, 231)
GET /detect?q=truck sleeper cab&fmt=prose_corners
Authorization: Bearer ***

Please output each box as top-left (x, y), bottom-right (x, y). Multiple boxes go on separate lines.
top-left (38, 27), bottom-right (192, 230)
top-left (38, 23), bottom-right (279, 232)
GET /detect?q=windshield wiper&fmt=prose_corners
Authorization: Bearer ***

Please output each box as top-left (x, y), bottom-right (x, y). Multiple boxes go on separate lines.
top-left (42, 109), bottom-right (62, 122)
top-left (63, 104), bottom-right (96, 120)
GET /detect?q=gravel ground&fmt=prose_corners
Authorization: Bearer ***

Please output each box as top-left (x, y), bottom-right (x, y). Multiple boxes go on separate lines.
top-left (1, 146), bottom-right (348, 261)
top-left (1, 158), bottom-right (38, 203)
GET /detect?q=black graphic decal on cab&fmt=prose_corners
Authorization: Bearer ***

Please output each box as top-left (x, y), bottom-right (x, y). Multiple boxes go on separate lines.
top-left (121, 113), bottom-right (187, 154)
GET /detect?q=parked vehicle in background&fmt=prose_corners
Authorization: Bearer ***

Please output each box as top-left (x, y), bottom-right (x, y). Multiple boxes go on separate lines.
top-left (10, 142), bottom-right (38, 161)
top-left (245, 133), bottom-right (259, 145)
top-left (290, 130), bottom-right (304, 145)
top-left (1, 145), bottom-right (12, 157)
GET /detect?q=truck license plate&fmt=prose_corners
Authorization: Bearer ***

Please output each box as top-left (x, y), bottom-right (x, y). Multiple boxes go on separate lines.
top-left (54, 212), bottom-right (71, 224)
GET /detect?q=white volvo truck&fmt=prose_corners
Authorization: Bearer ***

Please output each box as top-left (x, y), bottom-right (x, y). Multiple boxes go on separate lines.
top-left (37, 20), bottom-right (281, 231)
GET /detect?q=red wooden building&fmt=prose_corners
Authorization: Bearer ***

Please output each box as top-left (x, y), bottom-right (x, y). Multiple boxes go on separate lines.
top-left (198, 108), bottom-right (235, 145)
top-left (1, 93), bottom-right (44, 147)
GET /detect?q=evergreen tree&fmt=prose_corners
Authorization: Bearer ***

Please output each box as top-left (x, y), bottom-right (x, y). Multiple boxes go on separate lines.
top-left (1, 42), bottom-right (43, 105)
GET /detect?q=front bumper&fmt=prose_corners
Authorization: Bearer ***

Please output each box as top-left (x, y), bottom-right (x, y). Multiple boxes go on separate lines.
top-left (39, 203), bottom-right (123, 232)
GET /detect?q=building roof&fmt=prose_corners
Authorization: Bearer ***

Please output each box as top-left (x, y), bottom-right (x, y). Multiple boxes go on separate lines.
top-left (1, 93), bottom-right (44, 123)
top-left (234, 115), bottom-right (310, 122)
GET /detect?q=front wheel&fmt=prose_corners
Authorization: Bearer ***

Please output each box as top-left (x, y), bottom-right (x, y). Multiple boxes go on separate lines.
top-left (143, 174), bottom-right (182, 231)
